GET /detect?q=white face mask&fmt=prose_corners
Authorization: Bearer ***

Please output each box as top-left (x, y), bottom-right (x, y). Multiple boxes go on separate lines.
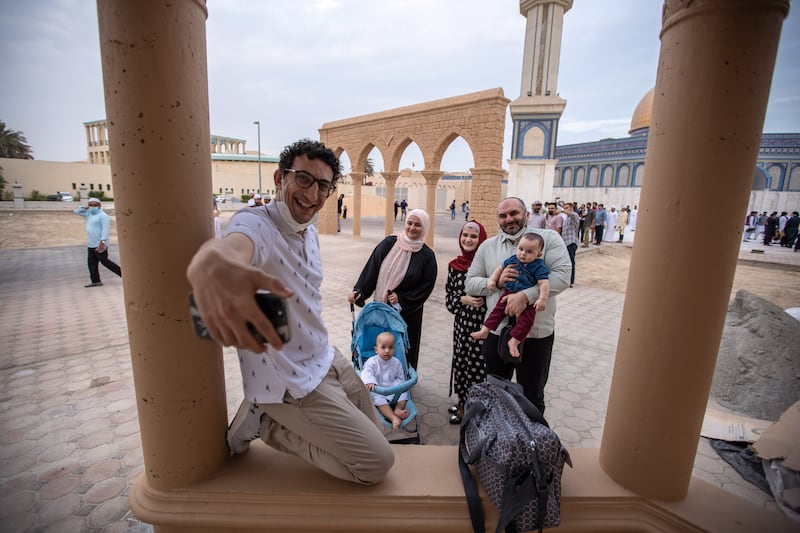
top-left (499, 224), bottom-right (528, 244)
top-left (274, 199), bottom-right (318, 233)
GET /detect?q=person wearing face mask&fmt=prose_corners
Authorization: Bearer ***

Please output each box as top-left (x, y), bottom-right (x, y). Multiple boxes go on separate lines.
top-left (465, 197), bottom-right (571, 414)
top-left (187, 139), bottom-right (394, 485)
top-left (74, 197), bottom-right (122, 287)
top-left (348, 208), bottom-right (437, 372)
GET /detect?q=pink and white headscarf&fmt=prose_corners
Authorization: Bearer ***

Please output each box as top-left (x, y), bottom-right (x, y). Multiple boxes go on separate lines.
top-left (374, 209), bottom-right (430, 303)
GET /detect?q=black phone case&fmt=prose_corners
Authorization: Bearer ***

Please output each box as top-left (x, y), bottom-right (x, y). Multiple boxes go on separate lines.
top-left (189, 290), bottom-right (291, 344)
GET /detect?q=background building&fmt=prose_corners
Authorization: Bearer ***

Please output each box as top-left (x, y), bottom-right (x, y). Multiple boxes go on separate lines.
top-left (1, 120), bottom-right (280, 202)
top-left (552, 88), bottom-right (800, 213)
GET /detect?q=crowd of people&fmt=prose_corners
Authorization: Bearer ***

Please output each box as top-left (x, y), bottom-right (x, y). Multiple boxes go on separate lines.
top-left (744, 210), bottom-right (800, 250)
top-left (186, 138), bottom-right (573, 486)
top-left (527, 201), bottom-right (639, 248)
top-left (187, 137), bottom-right (797, 486)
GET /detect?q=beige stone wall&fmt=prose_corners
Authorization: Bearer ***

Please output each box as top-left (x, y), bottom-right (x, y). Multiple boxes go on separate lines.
top-left (0, 158), bottom-right (113, 199)
top-left (0, 157), bottom-right (276, 201)
top-left (210, 159), bottom-right (279, 199)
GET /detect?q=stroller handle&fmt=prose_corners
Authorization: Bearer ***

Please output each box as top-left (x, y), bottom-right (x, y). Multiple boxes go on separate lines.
top-left (371, 367), bottom-right (418, 396)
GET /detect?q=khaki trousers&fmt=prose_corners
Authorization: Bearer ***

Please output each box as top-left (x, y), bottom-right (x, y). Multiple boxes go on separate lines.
top-left (260, 352), bottom-right (395, 484)
top-left (582, 226), bottom-right (593, 247)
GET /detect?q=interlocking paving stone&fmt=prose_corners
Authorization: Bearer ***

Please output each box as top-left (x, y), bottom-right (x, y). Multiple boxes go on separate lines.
top-left (0, 213), bottom-right (791, 531)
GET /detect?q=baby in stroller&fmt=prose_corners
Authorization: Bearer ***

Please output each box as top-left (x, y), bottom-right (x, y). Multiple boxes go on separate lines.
top-left (360, 331), bottom-right (409, 429)
top-left (351, 301), bottom-right (419, 439)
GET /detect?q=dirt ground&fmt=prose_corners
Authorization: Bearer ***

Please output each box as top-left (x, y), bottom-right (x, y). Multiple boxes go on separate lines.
top-left (2, 209), bottom-right (800, 309)
top-left (577, 242), bottom-right (800, 310)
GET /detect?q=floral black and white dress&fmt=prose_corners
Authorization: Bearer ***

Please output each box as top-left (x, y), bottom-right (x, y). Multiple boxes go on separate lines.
top-left (445, 266), bottom-right (487, 407)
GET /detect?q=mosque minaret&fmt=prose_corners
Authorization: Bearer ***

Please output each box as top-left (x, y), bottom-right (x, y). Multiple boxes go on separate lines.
top-left (507, 0), bottom-right (573, 203)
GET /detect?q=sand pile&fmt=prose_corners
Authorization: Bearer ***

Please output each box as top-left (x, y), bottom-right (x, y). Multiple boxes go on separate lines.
top-left (711, 290), bottom-right (800, 421)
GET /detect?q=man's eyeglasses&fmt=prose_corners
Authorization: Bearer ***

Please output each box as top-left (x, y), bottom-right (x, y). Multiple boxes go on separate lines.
top-left (283, 168), bottom-right (336, 197)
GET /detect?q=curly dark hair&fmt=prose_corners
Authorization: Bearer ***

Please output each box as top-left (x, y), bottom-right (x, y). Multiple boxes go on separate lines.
top-left (279, 139), bottom-right (342, 184)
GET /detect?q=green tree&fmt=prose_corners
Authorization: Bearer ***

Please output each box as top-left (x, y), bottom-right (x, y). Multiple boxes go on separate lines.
top-left (363, 158), bottom-right (375, 185)
top-left (0, 120), bottom-right (34, 159)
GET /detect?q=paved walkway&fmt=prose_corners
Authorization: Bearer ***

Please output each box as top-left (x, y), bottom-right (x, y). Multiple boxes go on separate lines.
top-left (0, 211), bottom-right (795, 531)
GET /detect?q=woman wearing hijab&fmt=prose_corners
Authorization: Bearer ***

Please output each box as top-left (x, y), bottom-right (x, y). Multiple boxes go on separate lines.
top-left (348, 209), bottom-right (437, 371)
top-left (445, 220), bottom-right (488, 424)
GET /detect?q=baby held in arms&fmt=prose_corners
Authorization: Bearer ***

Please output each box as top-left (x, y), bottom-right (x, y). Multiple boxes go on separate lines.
top-left (471, 232), bottom-right (550, 359)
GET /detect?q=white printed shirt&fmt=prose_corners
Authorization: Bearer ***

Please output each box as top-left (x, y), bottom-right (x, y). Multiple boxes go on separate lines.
top-left (360, 355), bottom-right (408, 403)
top-left (223, 203), bottom-right (334, 403)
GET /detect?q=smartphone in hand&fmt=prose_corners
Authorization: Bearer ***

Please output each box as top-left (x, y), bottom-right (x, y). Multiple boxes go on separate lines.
top-left (189, 290), bottom-right (291, 344)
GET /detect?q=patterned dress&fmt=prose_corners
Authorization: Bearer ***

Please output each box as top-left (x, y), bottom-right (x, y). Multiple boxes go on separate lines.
top-left (445, 266), bottom-right (487, 406)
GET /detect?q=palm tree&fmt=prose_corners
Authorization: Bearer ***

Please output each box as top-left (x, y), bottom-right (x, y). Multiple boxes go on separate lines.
top-left (0, 121), bottom-right (34, 159)
top-left (363, 158), bottom-right (375, 185)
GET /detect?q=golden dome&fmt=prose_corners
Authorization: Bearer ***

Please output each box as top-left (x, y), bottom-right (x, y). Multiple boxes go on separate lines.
top-left (629, 87), bottom-right (654, 134)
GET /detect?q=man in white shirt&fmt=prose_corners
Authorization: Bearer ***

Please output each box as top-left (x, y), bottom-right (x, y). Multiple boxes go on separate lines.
top-left (604, 205), bottom-right (619, 242)
top-left (466, 197), bottom-right (571, 414)
top-left (187, 139), bottom-right (393, 485)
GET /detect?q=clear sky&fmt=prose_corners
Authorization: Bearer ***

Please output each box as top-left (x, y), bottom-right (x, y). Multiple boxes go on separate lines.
top-left (1, 0), bottom-right (798, 173)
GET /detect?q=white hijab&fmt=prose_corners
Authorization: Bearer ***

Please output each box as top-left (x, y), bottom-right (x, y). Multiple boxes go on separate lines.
top-left (374, 209), bottom-right (429, 303)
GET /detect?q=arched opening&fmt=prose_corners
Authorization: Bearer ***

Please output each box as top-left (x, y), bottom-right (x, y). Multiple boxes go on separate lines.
top-left (768, 164), bottom-right (784, 190)
top-left (601, 166), bottom-right (614, 187)
top-left (440, 136), bottom-right (476, 212)
top-left (569, 167), bottom-right (580, 187)
top-left (752, 166), bottom-right (768, 189)
top-left (522, 124), bottom-right (546, 157)
top-left (398, 141), bottom-right (424, 172)
top-left (617, 165), bottom-right (630, 187)
top-left (338, 151), bottom-right (352, 177)
top-left (585, 166), bottom-right (596, 187)
top-left (787, 165), bottom-right (800, 191)
top-left (440, 136), bottom-right (475, 173)
top-left (633, 164), bottom-right (645, 187)
top-left (364, 146), bottom-right (384, 184)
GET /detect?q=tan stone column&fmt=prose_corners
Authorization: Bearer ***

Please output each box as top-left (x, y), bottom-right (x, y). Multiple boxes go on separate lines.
top-left (97, 0), bottom-right (228, 491)
top-left (317, 193), bottom-right (338, 235)
top-left (599, 0), bottom-right (789, 501)
top-left (382, 171), bottom-right (400, 236)
top-left (469, 167), bottom-right (505, 236)
top-left (350, 172), bottom-right (365, 238)
top-left (420, 171), bottom-right (443, 248)
top-left (317, 171), bottom-right (338, 235)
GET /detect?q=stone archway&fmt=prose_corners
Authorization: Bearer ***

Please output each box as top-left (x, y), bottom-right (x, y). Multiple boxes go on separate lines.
top-left (319, 88), bottom-right (510, 247)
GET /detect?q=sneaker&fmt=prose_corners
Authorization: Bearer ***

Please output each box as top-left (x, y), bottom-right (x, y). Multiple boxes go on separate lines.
top-left (227, 400), bottom-right (268, 454)
top-left (84, 282), bottom-right (104, 287)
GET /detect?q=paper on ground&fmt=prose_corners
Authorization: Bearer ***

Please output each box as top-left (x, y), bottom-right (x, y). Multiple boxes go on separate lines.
top-left (701, 407), bottom-right (773, 443)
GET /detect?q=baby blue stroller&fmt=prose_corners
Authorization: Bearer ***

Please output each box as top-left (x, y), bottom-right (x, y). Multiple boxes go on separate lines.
top-left (351, 301), bottom-right (420, 444)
